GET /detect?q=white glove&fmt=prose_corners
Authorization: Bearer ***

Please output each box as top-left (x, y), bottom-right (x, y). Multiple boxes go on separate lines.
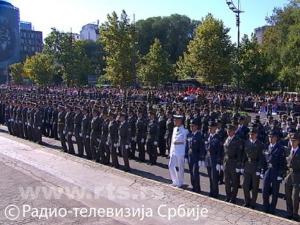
top-left (216, 164), bottom-right (221, 171)
top-left (125, 145), bottom-right (129, 149)
top-left (240, 169), bottom-right (244, 174)
top-left (68, 132), bottom-right (72, 135)
top-left (86, 135), bottom-right (89, 138)
top-left (132, 137), bottom-right (135, 141)
top-left (201, 161), bottom-right (206, 168)
top-left (198, 161), bottom-right (202, 167)
top-left (260, 174), bottom-right (264, 179)
top-left (277, 176), bottom-right (283, 181)
top-left (25, 122), bottom-right (28, 125)
top-left (105, 141), bottom-right (108, 146)
top-left (97, 138), bottom-right (100, 142)
top-left (221, 165), bottom-right (224, 171)
top-left (256, 172), bottom-right (260, 176)
top-left (113, 143), bottom-right (118, 148)
top-left (141, 138), bottom-right (145, 143)
top-left (79, 133), bottom-right (82, 137)
top-left (184, 158), bottom-right (188, 164)
top-left (38, 126), bottom-right (41, 130)
top-left (154, 141), bottom-right (158, 145)
top-left (235, 168), bottom-right (240, 173)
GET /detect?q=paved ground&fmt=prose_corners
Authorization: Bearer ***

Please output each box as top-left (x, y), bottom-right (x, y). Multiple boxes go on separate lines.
top-left (0, 123), bottom-right (297, 224)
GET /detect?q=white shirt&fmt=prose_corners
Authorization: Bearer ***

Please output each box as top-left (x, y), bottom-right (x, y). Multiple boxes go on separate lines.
top-left (170, 125), bottom-right (188, 156)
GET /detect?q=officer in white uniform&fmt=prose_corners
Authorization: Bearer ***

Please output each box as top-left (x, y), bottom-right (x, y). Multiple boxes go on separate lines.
top-left (169, 115), bottom-right (189, 188)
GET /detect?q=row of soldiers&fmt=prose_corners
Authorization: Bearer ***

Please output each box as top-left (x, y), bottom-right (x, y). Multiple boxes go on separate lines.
top-left (0, 97), bottom-right (299, 221)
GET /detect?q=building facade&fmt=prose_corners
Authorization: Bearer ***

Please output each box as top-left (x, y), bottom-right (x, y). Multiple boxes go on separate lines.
top-left (20, 21), bottom-right (43, 62)
top-left (80, 23), bottom-right (100, 41)
top-left (0, 0), bottom-right (20, 83)
top-left (254, 26), bottom-right (269, 44)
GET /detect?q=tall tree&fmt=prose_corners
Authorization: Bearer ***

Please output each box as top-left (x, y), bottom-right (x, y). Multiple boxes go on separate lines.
top-left (176, 14), bottom-right (233, 85)
top-left (238, 35), bottom-right (273, 92)
top-left (100, 10), bottom-right (138, 87)
top-left (136, 14), bottom-right (200, 63)
top-left (24, 53), bottom-right (55, 86)
top-left (139, 38), bottom-right (174, 87)
top-left (9, 62), bottom-right (24, 85)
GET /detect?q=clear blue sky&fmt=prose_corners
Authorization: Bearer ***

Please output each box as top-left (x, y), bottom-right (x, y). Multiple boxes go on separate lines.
top-left (8, 0), bottom-right (289, 44)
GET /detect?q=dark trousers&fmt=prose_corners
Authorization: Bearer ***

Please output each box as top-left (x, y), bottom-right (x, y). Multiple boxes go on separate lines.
top-left (34, 126), bottom-right (42, 143)
top-left (18, 122), bottom-right (24, 138)
top-left (243, 172), bottom-right (260, 207)
top-left (224, 167), bottom-right (239, 202)
top-left (262, 169), bottom-right (280, 213)
top-left (23, 124), bottom-right (28, 139)
top-left (207, 166), bottom-right (219, 197)
top-left (110, 144), bottom-right (119, 167)
top-left (82, 136), bottom-right (92, 159)
top-left (90, 137), bottom-right (99, 161)
top-left (27, 125), bottom-right (33, 141)
top-left (188, 162), bottom-right (200, 192)
top-left (75, 134), bottom-right (83, 156)
top-left (285, 183), bottom-right (300, 218)
top-left (158, 136), bottom-right (166, 156)
top-left (59, 129), bottom-right (68, 152)
top-left (67, 133), bottom-right (75, 154)
top-left (120, 145), bottom-right (130, 170)
top-left (137, 139), bottom-right (145, 161)
top-left (99, 140), bottom-right (109, 163)
top-left (52, 123), bottom-right (59, 139)
top-left (130, 140), bottom-right (136, 159)
top-left (147, 141), bottom-right (157, 164)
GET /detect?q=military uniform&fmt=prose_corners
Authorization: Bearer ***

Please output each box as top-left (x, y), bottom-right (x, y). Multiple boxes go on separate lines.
top-left (262, 131), bottom-right (285, 214)
top-left (51, 106), bottom-right (59, 140)
top-left (204, 121), bottom-right (223, 198)
top-left (136, 114), bottom-right (147, 162)
top-left (165, 114), bottom-right (174, 157)
top-left (127, 114), bottom-right (137, 159)
top-left (108, 118), bottom-right (119, 167)
top-left (99, 116), bottom-right (109, 164)
top-left (58, 108), bottom-right (67, 152)
top-left (33, 107), bottom-right (43, 144)
top-left (284, 134), bottom-right (300, 221)
top-left (146, 118), bottom-right (159, 165)
top-left (81, 111), bottom-right (92, 159)
top-left (242, 130), bottom-right (265, 208)
top-left (118, 119), bottom-right (131, 171)
top-left (65, 109), bottom-right (75, 154)
top-left (21, 104), bottom-right (28, 139)
top-left (74, 109), bottom-right (83, 156)
top-left (185, 127), bottom-right (205, 193)
top-left (223, 131), bottom-right (243, 203)
top-left (90, 114), bottom-right (102, 161)
top-left (158, 112), bottom-right (167, 156)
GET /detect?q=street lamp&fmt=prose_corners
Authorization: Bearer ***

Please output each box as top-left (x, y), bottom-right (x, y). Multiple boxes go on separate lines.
top-left (226, 0), bottom-right (244, 88)
top-left (226, 0), bottom-right (244, 48)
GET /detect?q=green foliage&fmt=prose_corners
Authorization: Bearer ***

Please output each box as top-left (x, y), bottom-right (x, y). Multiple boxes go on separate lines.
top-left (176, 14), bottom-right (233, 85)
top-left (9, 62), bottom-right (24, 85)
top-left (263, 0), bottom-right (300, 90)
top-left (138, 38), bottom-right (174, 87)
top-left (237, 35), bottom-right (273, 92)
top-left (24, 53), bottom-right (55, 86)
top-left (100, 10), bottom-right (138, 88)
top-left (136, 14), bottom-right (200, 63)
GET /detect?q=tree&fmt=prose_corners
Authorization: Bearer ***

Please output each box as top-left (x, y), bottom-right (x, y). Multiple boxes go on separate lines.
top-left (176, 14), bottom-right (233, 85)
top-left (24, 53), bottom-right (55, 86)
top-left (263, 0), bottom-right (300, 90)
top-left (139, 38), bottom-right (174, 87)
top-left (100, 10), bottom-right (138, 88)
top-left (43, 28), bottom-right (77, 85)
top-left (9, 62), bottom-right (24, 85)
top-left (136, 14), bottom-right (200, 63)
top-left (238, 35), bottom-right (273, 92)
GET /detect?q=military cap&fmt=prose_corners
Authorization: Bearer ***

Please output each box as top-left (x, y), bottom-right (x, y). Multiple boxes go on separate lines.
top-left (239, 116), bottom-right (245, 121)
top-left (174, 115), bottom-right (184, 120)
top-left (208, 121), bottom-right (217, 127)
top-left (249, 128), bottom-right (258, 134)
top-left (74, 106), bottom-right (81, 110)
top-left (119, 113), bottom-right (126, 118)
top-left (287, 127), bottom-right (297, 133)
top-left (268, 130), bottom-right (279, 137)
top-left (290, 133), bottom-right (300, 140)
top-left (288, 121), bottom-right (296, 126)
top-left (226, 124), bottom-right (235, 130)
top-left (190, 119), bottom-right (198, 126)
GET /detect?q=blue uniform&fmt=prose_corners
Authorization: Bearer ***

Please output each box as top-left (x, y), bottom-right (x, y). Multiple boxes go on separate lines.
top-left (262, 142), bottom-right (285, 214)
top-left (204, 133), bottom-right (223, 197)
top-left (185, 131), bottom-right (205, 193)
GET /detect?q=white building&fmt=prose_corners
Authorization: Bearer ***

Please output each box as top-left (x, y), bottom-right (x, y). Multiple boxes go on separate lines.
top-left (80, 22), bottom-right (100, 41)
top-left (254, 26), bottom-right (270, 44)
